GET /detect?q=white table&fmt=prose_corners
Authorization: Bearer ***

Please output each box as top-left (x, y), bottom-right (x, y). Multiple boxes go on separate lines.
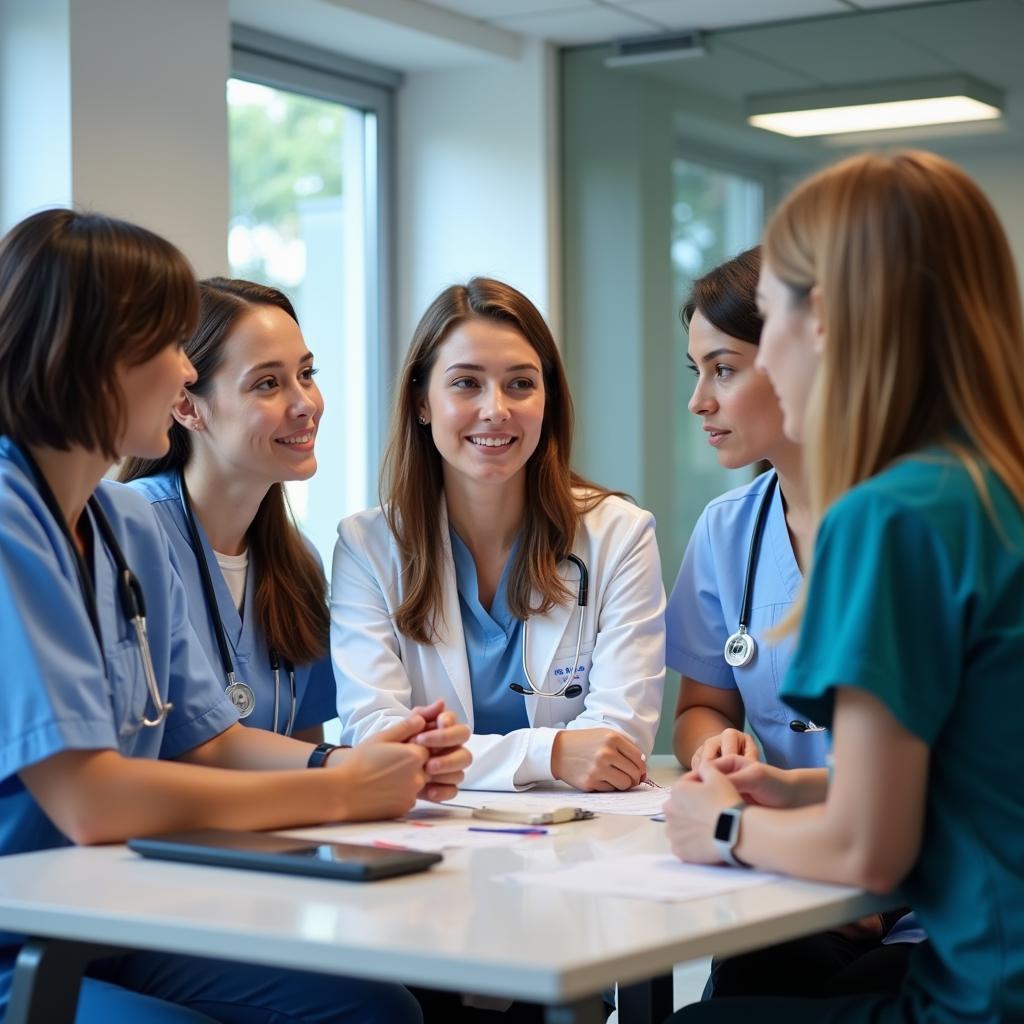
top-left (0, 758), bottom-right (887, 1023)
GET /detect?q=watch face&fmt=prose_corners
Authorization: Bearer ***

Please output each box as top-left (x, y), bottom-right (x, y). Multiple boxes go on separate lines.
top-left (714, 811), bottom-right (736, 842)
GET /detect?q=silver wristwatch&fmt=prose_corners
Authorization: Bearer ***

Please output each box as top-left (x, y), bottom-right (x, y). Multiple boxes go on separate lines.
top-left (713, 801), bottom-right (751, 868)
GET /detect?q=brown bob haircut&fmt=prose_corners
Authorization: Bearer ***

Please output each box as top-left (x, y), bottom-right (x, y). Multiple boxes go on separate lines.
top-left (0, 208), bottom-right (197, 459)
top-left (120, 278), bottom-right (328, 667)
top-left (381, 276), bottom-right (618, 645)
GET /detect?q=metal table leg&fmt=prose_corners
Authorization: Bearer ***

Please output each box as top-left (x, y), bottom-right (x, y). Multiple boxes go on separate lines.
top-left (5, 938), bottom-right (125, 1024)
top-left (618, 972), bottom-right (673, 1024)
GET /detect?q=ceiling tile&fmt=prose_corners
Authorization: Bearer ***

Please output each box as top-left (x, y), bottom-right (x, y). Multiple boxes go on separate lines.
top-left (606, 0), bottom-right (846, 31)
top-left (494, 5), bottom-right (671, 42)
top-left (425, 0), bottom-right (587, 18)
top-left (847, 0), bottom-right (949, 6)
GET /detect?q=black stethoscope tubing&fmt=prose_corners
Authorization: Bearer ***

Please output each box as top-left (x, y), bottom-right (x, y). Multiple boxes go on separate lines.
top-left (177, 472), bottom-right (295, 732)
top-left (17, 443), bottom-right (172, 728)
top-left (723, 470), bottom-right (826, 734)
top-left (509, 553), bottom-right (589, 700)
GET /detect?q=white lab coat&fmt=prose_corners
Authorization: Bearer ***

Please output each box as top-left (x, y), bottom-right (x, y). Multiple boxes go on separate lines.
top-left (330, 493), bottom-right (666, 790)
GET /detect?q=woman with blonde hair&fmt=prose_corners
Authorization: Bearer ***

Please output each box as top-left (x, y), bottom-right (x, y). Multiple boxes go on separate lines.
top-left (664, 150), bottom-right (1024, 1022)
top-left (331, 277), bottom-right (665, 792)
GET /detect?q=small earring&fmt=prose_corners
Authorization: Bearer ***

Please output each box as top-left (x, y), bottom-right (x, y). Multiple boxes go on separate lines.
top-left (418, 416), bottom-right (428, 426)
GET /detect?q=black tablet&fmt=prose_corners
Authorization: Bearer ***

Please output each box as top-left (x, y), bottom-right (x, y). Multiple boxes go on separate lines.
top-left (128, 828), bottom-right (442, 882)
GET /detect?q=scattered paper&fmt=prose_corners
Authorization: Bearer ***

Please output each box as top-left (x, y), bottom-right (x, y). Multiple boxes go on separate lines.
top-left (503, 853), bottom-right (779, 903)
top-left (447, 779), bottom-right (669, 817)
top-left (343, 826), bottom-right (543, 853)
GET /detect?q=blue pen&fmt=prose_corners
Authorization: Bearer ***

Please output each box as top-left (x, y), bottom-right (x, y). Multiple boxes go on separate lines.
top-left (467, 826), bottom-right (549, 836)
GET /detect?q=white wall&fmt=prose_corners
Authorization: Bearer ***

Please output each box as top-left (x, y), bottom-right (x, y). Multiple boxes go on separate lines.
top-left (955, 150), bottom-right (1024, 296)
top-left (1, 0), bottom-right (230, 277)
top-left (395, 39), bottom-right (560, 346)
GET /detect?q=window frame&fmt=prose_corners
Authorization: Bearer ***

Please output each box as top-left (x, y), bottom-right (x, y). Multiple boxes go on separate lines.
top-left (231, 25), bottom-right (400, 502)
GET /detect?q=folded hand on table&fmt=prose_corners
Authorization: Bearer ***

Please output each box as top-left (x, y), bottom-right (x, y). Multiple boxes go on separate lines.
top-left (690, 728), bottom-right (760, 771)
top-left (551, 728), bottom-right (647, 791)
top-left (664, 761), bottom-right (742, 865)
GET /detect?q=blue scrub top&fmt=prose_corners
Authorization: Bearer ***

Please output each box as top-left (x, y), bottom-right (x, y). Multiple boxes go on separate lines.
top-left (783, 451), bottom-right (1024, 1024)
top-left (126, 472), bottom-right (337, 734)
top-left (449, 528), bottom-right (529, 736)
top-left (666, 470), bottom-right (828, 769)
top-left (0, 438), bottom-right (239, 1007)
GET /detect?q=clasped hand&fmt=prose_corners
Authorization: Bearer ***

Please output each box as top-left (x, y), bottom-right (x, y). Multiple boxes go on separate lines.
top-left (366, 699), bottom-right (472, 802)
top-left (664, 754), bottom-right (798, 865)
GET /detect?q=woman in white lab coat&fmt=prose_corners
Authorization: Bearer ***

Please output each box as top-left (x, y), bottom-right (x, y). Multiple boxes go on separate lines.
top-left (331, 277), bottom-right (665, 792)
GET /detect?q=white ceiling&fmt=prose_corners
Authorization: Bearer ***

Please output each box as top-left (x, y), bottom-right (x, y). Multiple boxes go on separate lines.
top-left (231, 0), bottom-right (954, 69)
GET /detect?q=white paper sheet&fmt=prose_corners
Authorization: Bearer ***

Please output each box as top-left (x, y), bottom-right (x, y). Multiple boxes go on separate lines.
top-left (503, 853), bottom-right (779, 903)
top-left (342, 826), bottom-right (545, 853)
top-left (446, 779), bottom-right (669, 817)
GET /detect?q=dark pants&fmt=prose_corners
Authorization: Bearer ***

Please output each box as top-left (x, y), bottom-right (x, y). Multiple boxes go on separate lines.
top-left (667, 993), bottom-right (903, 1024)
top-left (706, 931), bottom-right (917, 999)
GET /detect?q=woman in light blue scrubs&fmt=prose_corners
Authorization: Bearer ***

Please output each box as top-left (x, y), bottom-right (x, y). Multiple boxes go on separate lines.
top-left (668, 247), bottom-right (917, 1000)
top-left (120, 280), bottom-right (336, 741)
top-left (665, 150), bottom-right (1024, 1024)
top-left (0, 208), bottom-right (460, 1024)
top-left (668, 246), bottom-right (826, 773)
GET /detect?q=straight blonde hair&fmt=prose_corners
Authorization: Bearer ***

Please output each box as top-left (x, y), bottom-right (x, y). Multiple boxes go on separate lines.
top-left (765, 150), bottom-right (1024, 630)
top-left (382, 277), bottom-right (620, 645)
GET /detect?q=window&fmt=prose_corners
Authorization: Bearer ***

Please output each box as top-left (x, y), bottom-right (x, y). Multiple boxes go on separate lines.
top-left (671, 157), bottom-right (766, 544)
top-left (229, 30), bottom-right (396, 569)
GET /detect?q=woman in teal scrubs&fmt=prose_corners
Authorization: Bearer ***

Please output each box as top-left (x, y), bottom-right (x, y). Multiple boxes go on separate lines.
top-left (0, 209), bottom-right (465, 1023)
top-left (664, 150), bottom-right (1024, 1023)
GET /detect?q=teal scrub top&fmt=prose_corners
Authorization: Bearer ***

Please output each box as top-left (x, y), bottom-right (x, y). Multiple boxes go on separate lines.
top-left (782, 450), bottom-right (1024, 1024)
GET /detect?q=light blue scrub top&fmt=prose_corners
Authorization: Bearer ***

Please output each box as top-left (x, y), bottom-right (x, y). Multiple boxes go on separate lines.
top-left (126, 472), bottom-right (337, 735)
top-left (783, 451), bottom-right (1024, 1024)
top-left (449, 528), bottom-right (528, 736)
top-left (0, 438), bottom-right (239, 1008)
top-left (666, 470), bottom-right (828, 769)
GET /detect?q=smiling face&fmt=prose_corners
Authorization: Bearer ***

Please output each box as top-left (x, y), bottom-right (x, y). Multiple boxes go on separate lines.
top-left (686, 308), bottom-right (789, 470)
top-left (754, 263), bottom-right (822, 444)
top-left (418, 317), bottom-right (546, 495)
top-left (187, 304), bottom-right (324, 486)
top-left (117, 342), bottom-right (197, 459)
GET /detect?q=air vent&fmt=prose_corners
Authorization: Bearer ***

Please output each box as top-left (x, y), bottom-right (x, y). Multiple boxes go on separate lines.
top-left (605, 30), bottom-right (705, 68)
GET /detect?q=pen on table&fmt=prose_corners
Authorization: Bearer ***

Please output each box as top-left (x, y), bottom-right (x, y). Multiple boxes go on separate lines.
top-left (467, 826), bottom-right (549, 836)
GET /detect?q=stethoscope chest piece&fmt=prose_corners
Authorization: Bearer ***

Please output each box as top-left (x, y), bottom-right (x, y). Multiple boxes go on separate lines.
top-left (225, 677), bottom-right (256, 718)
top-left (724, 627), bottom-right (756, 668)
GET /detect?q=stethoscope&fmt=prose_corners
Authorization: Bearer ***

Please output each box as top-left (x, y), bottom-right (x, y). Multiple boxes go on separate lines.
top-left (177, 473), bottom-right (296, 733)
top-left (722, 471), bottom-right (826, 736)
top-left (19, 444), bottom-right (172, 729)
top-left (509, 553), bottom-right (589, 700)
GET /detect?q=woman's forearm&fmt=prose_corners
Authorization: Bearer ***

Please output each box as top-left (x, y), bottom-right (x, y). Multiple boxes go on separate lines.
top-left (672, 706), bottom-right (735, 767)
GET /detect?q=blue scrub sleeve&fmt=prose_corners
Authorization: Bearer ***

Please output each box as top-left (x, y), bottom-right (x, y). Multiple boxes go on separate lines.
top-left (782, 489), bottom-right (962, 744)
top-left (0, 492), bottom-right (118, 781)
top-left (292, 653), bottom-right (339, 732)
top-left (666, 508), bottom-right (735, 688)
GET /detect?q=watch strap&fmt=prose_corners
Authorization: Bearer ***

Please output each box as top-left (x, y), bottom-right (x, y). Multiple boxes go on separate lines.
top-left (306, 742), bottom-right (340, 769)
top-left (713, 800), bottom-right (752, 868)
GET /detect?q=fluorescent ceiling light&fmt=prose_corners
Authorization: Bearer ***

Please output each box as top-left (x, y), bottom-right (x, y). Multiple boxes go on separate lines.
top-left (747, 76), bottom-right (1003, 138)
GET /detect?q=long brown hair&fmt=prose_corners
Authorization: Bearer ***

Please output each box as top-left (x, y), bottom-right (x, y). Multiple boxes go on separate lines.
top-left (119, 278), bottom-right (328, 665)
top-left (764, 150), bottom-right (1024, 628)
top-left (382, 277), bottom-right (618, 644)
top-left (0, 209), bottom-right (197, 460)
